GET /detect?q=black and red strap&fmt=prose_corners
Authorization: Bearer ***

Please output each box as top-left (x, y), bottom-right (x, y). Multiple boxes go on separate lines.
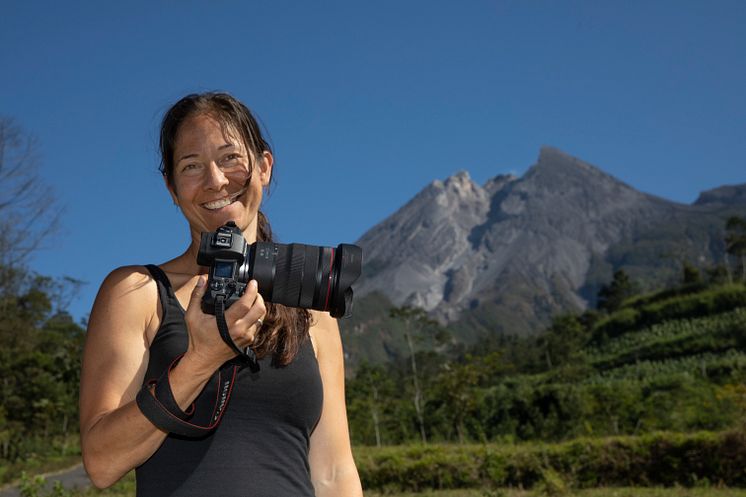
top-left (136, 296), bottom-right (258, 437)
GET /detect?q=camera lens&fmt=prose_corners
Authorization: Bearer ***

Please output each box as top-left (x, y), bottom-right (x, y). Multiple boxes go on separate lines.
top-left (243, 242), bottom-right (362, 318)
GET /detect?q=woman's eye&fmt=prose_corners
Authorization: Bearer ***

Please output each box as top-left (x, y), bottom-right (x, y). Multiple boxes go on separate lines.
top-left (220, 154), bottom-right (242, 167)
top-left (181, 163), bottom-right (202, 175)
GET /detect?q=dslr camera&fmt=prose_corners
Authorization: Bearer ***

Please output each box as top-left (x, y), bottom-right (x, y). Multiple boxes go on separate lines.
top-left (197, 221), bottom-right (362, 318)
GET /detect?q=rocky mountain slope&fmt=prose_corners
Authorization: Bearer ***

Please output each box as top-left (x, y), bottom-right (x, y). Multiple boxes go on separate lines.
top-left (341, 147), bottom-right (746, 365)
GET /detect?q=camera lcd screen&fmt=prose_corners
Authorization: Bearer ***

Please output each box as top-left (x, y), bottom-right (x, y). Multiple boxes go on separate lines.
top-left (214, 261), bottom-right (235, 279)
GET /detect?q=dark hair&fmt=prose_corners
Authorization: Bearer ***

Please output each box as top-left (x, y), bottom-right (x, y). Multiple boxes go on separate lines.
top-left (159, 92), bottom-right (271, 188)
top-left (159, 92), bottom-right (311, 366)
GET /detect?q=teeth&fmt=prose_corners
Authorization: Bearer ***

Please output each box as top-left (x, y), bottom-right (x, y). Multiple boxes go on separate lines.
top-left (204, 198), bottom-right (232, 210)
top-left (203, 188), bottom-right (246, 211)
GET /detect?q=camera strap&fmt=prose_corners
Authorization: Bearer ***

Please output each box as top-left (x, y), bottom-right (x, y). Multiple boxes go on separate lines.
top-left (136, 355), bottom-right (241, 438)
top-left (215, 294), bottom-right (259, 369)
top-left (136, 297), bottom-right (260, 437)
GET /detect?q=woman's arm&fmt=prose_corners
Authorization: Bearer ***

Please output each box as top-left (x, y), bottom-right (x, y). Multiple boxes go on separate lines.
top-left (80, 268), bottom-right (265, 488)
top-left (79, 267), bottom-right (210, 487)
top-left (308, 311), bottom-right (364, 497)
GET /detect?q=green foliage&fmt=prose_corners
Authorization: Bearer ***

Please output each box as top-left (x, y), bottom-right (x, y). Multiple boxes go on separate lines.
top-left (592, 284), bottom-right (746, 340)
top-left (587, 308), bottom-right (746, 369)
top-left (354, 430), bottom-right (746, 492)
top-left (682, 261), bottom-right (701, 285)
top-left (539, 314), bottom-right (590, 369)
top-left (535, 468), bottom-right (569, 496)
top-left (347, 277), bottom-right (746, 447)
top-left (726, 215), bottom-right (746, 281)
top-left (597, 270), bottom-right (640, 313)
top-left (0, 264), bottom-right (85, 468)
top-left (18, 472), bottom-right (73, 497)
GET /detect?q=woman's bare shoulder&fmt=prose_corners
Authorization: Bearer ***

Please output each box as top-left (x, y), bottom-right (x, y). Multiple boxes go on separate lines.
top-left (89, 265), bottom-right (160, 337)
top-left (100, 264), bottom-right (154, 288)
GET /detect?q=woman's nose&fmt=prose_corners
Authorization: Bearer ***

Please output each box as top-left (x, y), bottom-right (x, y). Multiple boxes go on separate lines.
top-left (203, 162), bottom-right (229, 190)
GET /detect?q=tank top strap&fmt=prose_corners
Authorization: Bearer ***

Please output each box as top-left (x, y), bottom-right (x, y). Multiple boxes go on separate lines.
top-left (144, 264), bottom-right (181, 323)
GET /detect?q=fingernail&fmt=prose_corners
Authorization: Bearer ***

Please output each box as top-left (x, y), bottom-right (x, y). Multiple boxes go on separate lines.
top-left (250, 280), bottom-right (258, 291)
top-left (196, 275), bottom-right (206, 287)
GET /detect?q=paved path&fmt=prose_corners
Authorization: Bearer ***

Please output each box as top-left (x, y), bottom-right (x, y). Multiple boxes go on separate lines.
top-left (0, 463), bottom-right (91, 497)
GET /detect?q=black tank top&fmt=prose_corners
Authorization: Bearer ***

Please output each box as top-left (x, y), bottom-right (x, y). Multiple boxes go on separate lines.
top-left (136, 265), bottom-right (324, 497)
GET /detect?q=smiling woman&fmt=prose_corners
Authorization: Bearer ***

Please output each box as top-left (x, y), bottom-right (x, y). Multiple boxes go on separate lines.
top-left (78, 92), bottom-right (363, 497)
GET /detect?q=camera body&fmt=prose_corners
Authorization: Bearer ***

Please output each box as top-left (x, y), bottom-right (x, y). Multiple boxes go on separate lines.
top-left (197, 221), bottom-right (250, 314)
top-left (197, 221), bottom-right (362, 318)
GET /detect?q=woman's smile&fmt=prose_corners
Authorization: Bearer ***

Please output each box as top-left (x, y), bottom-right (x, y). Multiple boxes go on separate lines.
top-left (202, 186), bottom-right (248, 211)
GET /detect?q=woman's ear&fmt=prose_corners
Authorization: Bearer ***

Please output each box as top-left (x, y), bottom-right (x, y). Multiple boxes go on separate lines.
top-left (259, 151), bottom-right (273, 187)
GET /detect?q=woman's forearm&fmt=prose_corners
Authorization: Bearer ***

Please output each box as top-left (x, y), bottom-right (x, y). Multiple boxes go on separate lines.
top-left (82, 353), bottom-right (214, 488)
top-left (312, 462), bottom-right (364, 497)
top-left (82, 398), bottom-right (168, 488)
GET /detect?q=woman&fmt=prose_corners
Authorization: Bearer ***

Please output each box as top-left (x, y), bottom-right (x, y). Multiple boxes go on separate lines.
top-left (79, 92), bottom-right (364, 497)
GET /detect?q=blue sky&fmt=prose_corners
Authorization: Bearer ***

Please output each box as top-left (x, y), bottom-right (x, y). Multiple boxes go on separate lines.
top-left (1, 1), bottom-right (744, 323)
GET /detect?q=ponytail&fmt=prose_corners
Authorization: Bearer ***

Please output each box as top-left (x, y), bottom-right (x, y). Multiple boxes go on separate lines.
top-left (251, 210), bottom-right (312, 366)
top-left (256, 210), bottom-right (272, 243)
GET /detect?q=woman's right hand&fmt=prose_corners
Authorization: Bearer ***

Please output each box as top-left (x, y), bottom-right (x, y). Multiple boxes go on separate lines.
top-left (183, 276), bottom-right (267, 371)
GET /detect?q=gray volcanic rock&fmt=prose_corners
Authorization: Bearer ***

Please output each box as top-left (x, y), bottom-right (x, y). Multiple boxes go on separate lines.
top-left (354, 147), bottom-right (691, 333)
top-left (355, 170), bottom-right (498, 311)
top-left (694, 184), bottom-right (746, 207)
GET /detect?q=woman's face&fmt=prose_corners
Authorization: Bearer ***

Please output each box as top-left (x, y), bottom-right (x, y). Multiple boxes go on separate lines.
top-left (167, 113), bottom-right (272, 243)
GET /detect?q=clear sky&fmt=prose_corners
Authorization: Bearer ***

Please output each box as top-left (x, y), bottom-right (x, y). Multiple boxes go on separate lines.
top-left (1, 0), bottom-right (744, 323)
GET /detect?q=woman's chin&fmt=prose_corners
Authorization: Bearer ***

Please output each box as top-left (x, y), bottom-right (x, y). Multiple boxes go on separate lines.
top-left (202, 202), bottom-right (244, 223)
top-left (200, 210), bottom-right (257, 235)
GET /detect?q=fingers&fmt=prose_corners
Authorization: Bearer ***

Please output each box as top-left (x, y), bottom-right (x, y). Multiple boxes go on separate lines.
top-left (184, 275), bottom-right (265, 355)
top-left (226, 280), bottom-right (266, 340)
top-left (185, 275), bottom-right (207, 318)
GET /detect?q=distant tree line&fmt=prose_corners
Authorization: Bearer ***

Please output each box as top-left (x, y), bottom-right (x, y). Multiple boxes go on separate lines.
top-left (345, 216), bottom-right (746, 447)
top-left (0, 118), bottom-right (83, 466)
top-left (0, 267), bottom-right (84, 461)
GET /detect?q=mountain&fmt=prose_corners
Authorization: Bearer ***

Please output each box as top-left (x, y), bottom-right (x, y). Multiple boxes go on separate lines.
top-left (340, 147), bottom-right (746, 367)
top-left (694, 183), bottom-right (746, 207)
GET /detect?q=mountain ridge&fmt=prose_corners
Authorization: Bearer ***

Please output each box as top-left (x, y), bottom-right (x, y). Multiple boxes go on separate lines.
top-left (342, 147), bottom-right (746, 366)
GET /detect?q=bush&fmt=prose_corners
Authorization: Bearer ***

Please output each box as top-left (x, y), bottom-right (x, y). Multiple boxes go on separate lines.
top-left (354, 430), bottom-right (746, 492)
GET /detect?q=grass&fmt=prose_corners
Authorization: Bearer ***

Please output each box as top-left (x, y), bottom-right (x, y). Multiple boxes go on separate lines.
top-left (76, 482), bottom-right (746, 497)
top-left (6, 467), bottom-right (746, 497)
top-left (366, 490), bottom-right (746, 497)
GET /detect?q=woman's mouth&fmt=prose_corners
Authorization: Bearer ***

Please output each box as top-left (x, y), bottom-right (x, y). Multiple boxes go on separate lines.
top-left (202, 187), bottom-right (247, 211)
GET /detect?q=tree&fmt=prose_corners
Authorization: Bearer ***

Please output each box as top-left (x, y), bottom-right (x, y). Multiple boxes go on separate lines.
top-left (0, 119), bottom-right (81, 467)
top-left (681, 260), bottom-right (701, 285)
top-left (0, 269), bottom-right (84, 462)
top-left (596, 269), bottom-right (638, 313)
top-left (539, 314), bottom-right (589, 369)
top-left (0, 117), bottom-right (61, 269)
top-left (725, 215), bottom-right (746, 282)
top-left (347, 362), bottom-right (395, 447)
top-left (431, 358), bottom-right (482, 443)
top-left (706, 264), bottom-right (730, 285)
top-left (388, 305), bottom-right (440, 444)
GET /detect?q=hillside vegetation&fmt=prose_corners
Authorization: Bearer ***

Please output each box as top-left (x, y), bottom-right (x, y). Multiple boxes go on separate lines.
top-left (346, 277), bottom-right (746, 446)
